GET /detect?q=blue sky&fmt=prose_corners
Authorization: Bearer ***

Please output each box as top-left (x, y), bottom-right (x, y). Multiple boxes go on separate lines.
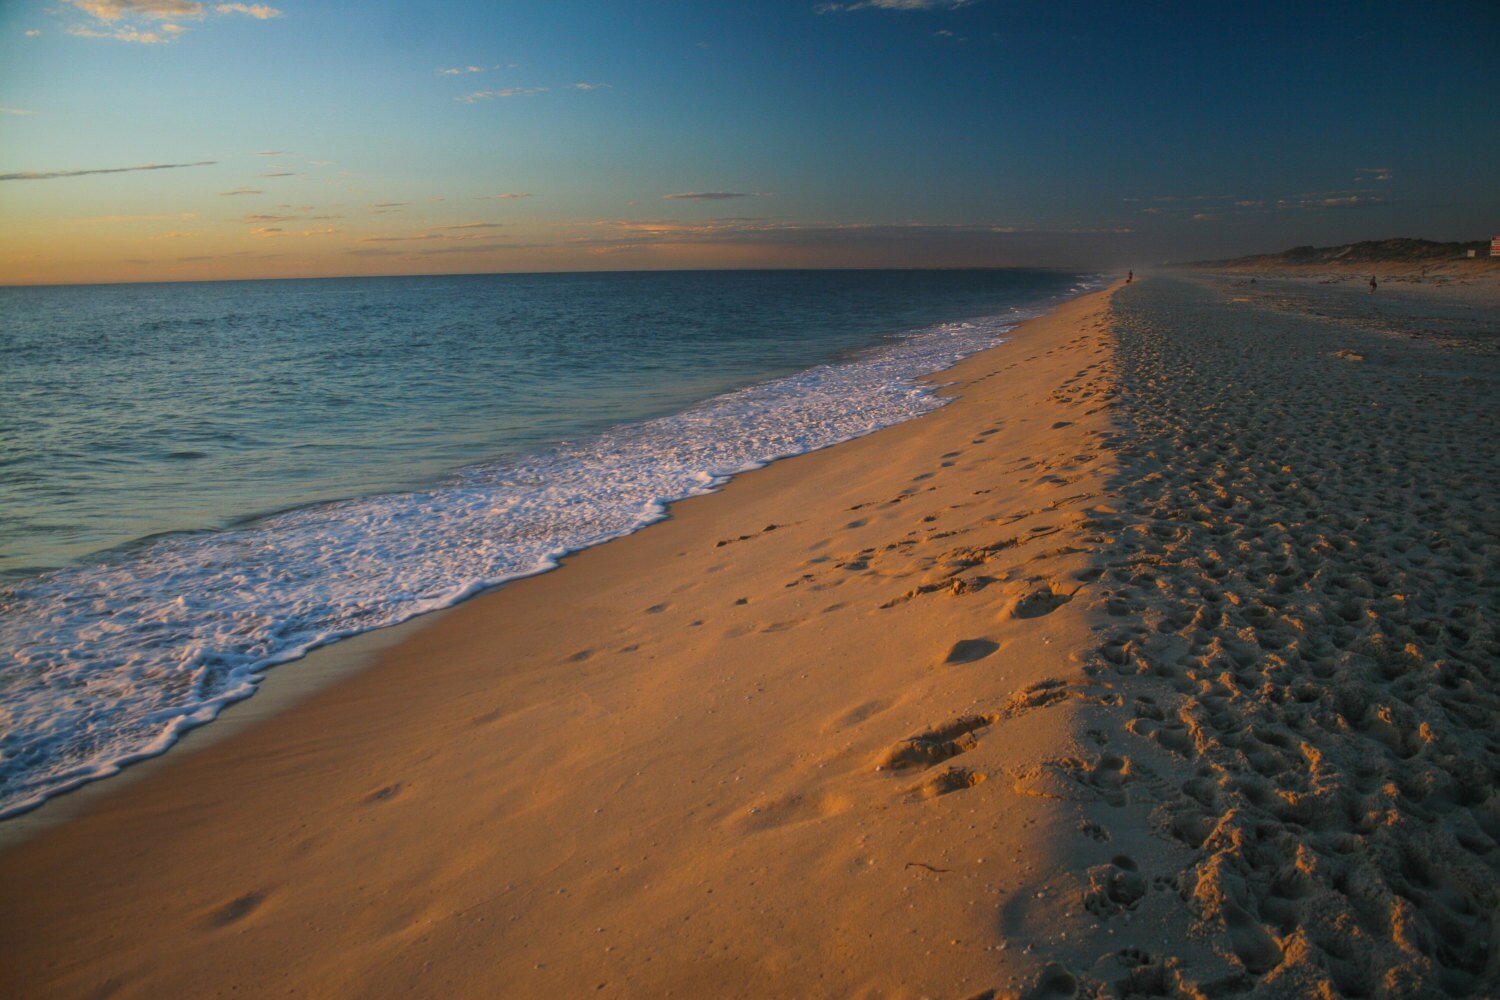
top-left (1, 0), bottom-right (1496, 283)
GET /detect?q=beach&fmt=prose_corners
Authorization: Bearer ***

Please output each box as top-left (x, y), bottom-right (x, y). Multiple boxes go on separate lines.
top-left (3, 271), bottom-right (1498, 998)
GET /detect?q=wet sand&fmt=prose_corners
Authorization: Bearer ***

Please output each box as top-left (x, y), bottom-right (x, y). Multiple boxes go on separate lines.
top-left (3, 272), bottom-right (1498, 998)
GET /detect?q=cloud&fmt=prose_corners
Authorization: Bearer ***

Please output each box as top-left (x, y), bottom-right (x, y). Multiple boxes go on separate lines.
top-left (358, 231), bottom-right (496, 243)
top-left (26, 29), bottom-right (42, 36)
top-left (258, 170), bottom-right (295, 177)
top-left (570, 82), bottom-right (609, 90)
top-left (458, 87), bottom-right (548, 102)
top-left (220, 186), bottom-right (263, 195)
top-left (256, 149), bottom-right (288, 156)
top-left (1, 160), bottom-right (216, 181)
top-left (66, 1), bottom-right (203, 20)
top-left (1276, 194), bottom-right (1384, 210)
top-left (663, 191), bottom-right (751, 201)
top-left (576, 217), bottom-right (1127, 255)
top-left (439, 65), bottom-right (486, 75)
top-left (58, 0), bottom-right (280, 44)
top-left (346, 241), bottom-right (514, 258)
top-left (1, 106), bottom-right (36, 116)
top-left (815, 0), bottom-right (978, 12)
top-left (69, 24), bottom-right (181, 42)
top-left (301, 227), bottom-right (336, 236)
top-left (440, 222), bottom-right (505, 230)
top-left (244, 212), bottom-right (339, 223)
top-left (64, 0), bottom-right (280, 16)
top-left (490, 192), bottom-right (533, 199)
top-left (213, 3), bottom-right (280, 18)
top-left (250, 226), bottom-right (283, 236)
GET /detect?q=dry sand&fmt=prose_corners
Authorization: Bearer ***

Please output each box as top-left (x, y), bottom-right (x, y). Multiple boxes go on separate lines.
top-left (2, 274), bottom-right (1497, 999)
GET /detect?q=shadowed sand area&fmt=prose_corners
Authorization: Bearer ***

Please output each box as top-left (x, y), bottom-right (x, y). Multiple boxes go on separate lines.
top-left (2, 273), bottom-right (1498, 998)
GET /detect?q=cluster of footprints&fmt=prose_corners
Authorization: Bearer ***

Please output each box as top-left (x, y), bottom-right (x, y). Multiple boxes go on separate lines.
top-left (902, 284), bottom-right (1498, 999)
top-left (867, 314), bottom-right (1203, 997)
top-left (1020, 279), bottom-right (1500, 998)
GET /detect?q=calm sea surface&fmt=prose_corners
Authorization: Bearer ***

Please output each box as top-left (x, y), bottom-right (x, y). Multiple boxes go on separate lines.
top-left (0, 268), bottom-right (1099, 816)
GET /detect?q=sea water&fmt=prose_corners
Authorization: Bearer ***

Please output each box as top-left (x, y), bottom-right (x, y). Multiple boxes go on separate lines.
top-left (0, 268), bottom-right (1100, 817)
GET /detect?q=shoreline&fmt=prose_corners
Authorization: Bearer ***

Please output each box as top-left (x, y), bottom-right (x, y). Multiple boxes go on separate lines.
top-left (4, 273), bottom-right (1497, 998)
top-left (0, 282), bottom-right (1126, 997)
top-left (1, 272), bottom-right (1098, 828)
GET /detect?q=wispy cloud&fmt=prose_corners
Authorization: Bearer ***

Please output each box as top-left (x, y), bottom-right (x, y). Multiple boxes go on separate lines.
top-left (69, 23), bottom-right (185, 42)
top-left (255, 149), bottom-right (287, 156)
top-left (458, 87), bottom-right (548, 102)
top-left (1132, 186), bottom-right (1389, 218)
top-left (250, 226), bottom-right (283, 236)
top-left (440, 222), bottom-right (505, 230)
top-left (25, 29), bottom-right (42, 37)
top-left (438, 65), bottom-right (487, 75)
top-left (257, 170), bottom-right (295, 177)
top-left (1, 160), bottom-right (216, 181)
top-left (244, 212), bottom-right (340, 223)
top-left (220, 186), bottom-right (263, 196)
top-left (58, 0), bottom-right (280, 44)
top-left (1276, 193), bottom-right (1385, 211)
top-left (358, 231), bottom-right (498, 244)
top-left (347, 241), bottom-right (514, 258)
top-left (489, 192), bottom-right (533, 200)
top-left (66, 1), bottom-right (202, 20)
top-left (213, 3), bottom-right (280, 18)
top-left (576, 217), bottom-right (1126, 255)
top-left (0, 106), bottom-right (36, 116)
top-left (663, 191), bottom-right (752, 201)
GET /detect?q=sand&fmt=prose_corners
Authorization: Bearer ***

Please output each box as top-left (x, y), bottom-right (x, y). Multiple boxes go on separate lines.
top-left (2, 273), bottom-right (1498, 999)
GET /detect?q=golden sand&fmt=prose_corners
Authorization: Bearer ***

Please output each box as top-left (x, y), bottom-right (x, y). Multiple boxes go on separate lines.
top-left (3, 272), bottom-right (1498, 998)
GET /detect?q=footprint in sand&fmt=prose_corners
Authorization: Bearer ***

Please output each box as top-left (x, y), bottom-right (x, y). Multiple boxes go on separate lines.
top-left (1000, 581), bottom-right (1077, 620)
top-left (908, 766), bottom-right (987, 800)
top-left (1082, 855), bottom-right (1146, 918)
top-left (203, 891), bottom-right (267, 929)
top-left (941, 638), bottom-right (1000, 665)
top-left (1222, 901), bottom-right (1283, 974)
top-left (879, 714), bottom-right (996, 771)
top-left (1022, 964), bottom-right (1079, 1000)
top-left (362, 783), bottom-right (404, 805)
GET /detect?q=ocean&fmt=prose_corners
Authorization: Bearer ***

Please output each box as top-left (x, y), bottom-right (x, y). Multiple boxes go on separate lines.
top-left (0, 268), bottom-right (1101, 818)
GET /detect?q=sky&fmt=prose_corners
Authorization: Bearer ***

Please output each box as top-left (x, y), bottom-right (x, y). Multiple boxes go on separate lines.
top-left (1, 0), bottom-right (1496, 284)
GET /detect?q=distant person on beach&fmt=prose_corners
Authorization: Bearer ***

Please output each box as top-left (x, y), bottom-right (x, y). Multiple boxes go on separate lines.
top-left (1127, 270), bottom-right (1133, 284)
top-left (1370, 275), bottom-right (1377, 293)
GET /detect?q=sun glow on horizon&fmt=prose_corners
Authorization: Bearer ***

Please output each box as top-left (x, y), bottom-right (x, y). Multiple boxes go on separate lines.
top-left (1, 1), bottom-right (1495, 284)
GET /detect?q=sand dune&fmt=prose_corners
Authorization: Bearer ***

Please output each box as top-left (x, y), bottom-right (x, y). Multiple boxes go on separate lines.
top-left (2, 274), bottom-right (1497, 998)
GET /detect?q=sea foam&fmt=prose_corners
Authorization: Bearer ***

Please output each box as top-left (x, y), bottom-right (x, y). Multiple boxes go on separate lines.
top-left (0, 283), bottom-right (1100, 817)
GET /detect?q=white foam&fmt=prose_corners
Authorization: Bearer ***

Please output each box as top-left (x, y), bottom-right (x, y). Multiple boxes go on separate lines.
top-left (0, 286), bottom-right (1102, 817)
